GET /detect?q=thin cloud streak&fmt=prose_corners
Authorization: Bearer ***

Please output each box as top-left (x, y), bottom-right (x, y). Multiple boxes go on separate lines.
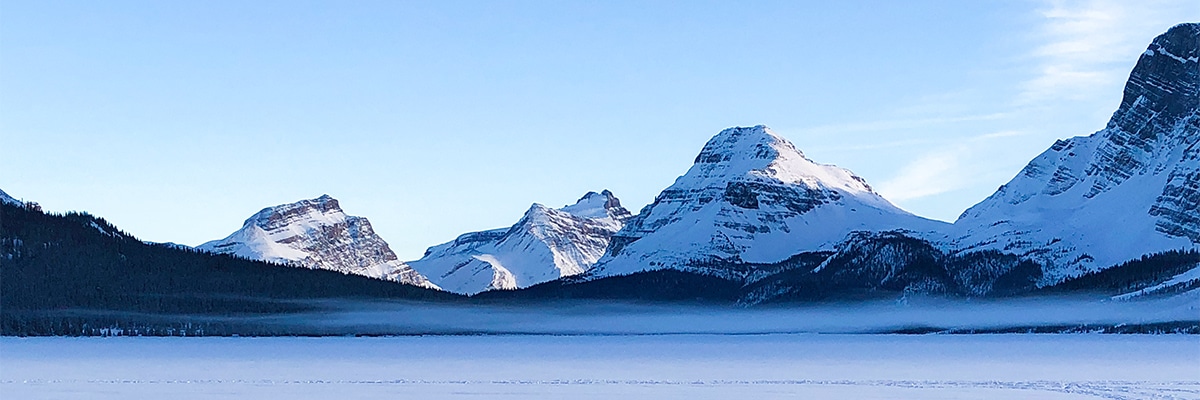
top-left (881, 0), bottom-right (1198, 208)
top-left (877, 131), bottom-right (1030, 203)
top-left (876, 151), bottom-right (968, 202)
top-left (1019, 0), bottom-right (1199, 104)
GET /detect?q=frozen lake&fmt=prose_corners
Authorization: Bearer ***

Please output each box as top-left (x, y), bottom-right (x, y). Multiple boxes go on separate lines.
top-left (3, 334), bottom-right (1198, 399)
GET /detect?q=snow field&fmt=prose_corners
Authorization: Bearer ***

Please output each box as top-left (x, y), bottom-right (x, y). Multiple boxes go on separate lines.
top-left (3, 334), bottom-right (1197, 399)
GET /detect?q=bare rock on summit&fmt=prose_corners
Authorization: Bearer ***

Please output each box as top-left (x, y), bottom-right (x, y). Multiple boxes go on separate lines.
top-left (198, 195), bottom-right (436, 289)
top-left (588, 125), bottom-right (947, 281)
top-left (407, 190), bottom-right (634, 295)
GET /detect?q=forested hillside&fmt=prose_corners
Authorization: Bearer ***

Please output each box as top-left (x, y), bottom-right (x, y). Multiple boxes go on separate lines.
top-left (0, 202), bottom-right (459, 335)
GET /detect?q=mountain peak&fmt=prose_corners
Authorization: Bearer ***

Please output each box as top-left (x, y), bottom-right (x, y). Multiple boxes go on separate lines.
top-left (245, 195), bottom-right (343, 228)
top-left (410, 190), bottom-right (635, 294)
top-left (589, 125), bottom-right (942, 280)
top-left (694, 125), bottom-right (799, 165)
top-left (953, 23), bottom-right (1199, 284)
top-left (560, 190), bottom-right (632, 220)
top-left (1110, 22), bottom-right (1198, 136)
top-left (685, 125), bottom-right (878, 198)
top-left (199, 195), bottom-right (435, 289)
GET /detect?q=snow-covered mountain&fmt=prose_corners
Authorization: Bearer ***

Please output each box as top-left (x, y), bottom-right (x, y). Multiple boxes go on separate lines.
top-left (198, 195), bottom-right (435, 288)
top-left (408, 190), bottom-right (633, 295)
top-left (952, 23), bottom-right (1200, 285)
top-left (0, 189), bottom-right (22, 206)
top-left (588, 125), bottom-right (948, 281)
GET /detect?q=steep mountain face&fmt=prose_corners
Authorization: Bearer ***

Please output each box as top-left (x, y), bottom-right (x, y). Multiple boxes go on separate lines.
top-left (588, 125), bottom-right (947, 281)
top-left (408, 190), bottom-right (633, 295)
top-left (198, 195), bottom-right (435, 288)
top-left (954, 23), bottom-right (1200, 285)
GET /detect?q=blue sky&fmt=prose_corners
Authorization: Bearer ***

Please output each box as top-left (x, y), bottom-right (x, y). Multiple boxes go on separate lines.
top-left (2, 1), bottom-right (1197, 259)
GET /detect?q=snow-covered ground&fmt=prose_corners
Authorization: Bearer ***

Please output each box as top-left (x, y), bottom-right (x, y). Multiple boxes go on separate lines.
top-left (3, 334), bottom-right (1197, 399)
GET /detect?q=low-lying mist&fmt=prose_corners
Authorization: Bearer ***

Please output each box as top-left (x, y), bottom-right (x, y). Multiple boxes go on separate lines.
top-left (263, 293), bottom-right (1199, 335)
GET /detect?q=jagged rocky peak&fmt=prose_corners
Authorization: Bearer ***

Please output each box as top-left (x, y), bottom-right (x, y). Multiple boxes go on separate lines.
top-left (407, 190), bottom-right (634, 295)
top-left (1114, 22), bottom-right (1198, 135)
top-left (953, 23), bottom-right (1199, 284)
top-left (694, 124), bottom-right (795, 164)
top-left (641, 125), bottom-right (902, 225)
top-left (244, 194), bottom-right (340, 227)
top-left (198, 195), bottom-right (435, 289)
top-left (1142, 23), bottom-right (1200, 243)
top-left (559, 189), bottom-right (632, 220)
top-left (962, 24), bottom-right (1198, 213)
top-left (589, 125), bottom-right (945, 281)
top-left (690, 125), bottom-right (878, 195)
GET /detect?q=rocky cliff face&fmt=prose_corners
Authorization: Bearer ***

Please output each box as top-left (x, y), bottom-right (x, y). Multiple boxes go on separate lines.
top-left (198, 195), bottom-right (435, 288)
top-left (954, 23), bottom-right (1199, 284)
top-left (1145, 24), bottom-right (1200, 242)
top-left (588, 125), bottom-right (947, 281)
top-left (407, 190), bottom-right (633, 294)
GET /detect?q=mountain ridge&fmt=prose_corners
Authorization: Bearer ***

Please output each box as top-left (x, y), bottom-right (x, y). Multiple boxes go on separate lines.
top-left (10, 23), bottom-right (1198, 303)
top-left (197, 195), bottom-right (435, 289)
top-left (950, 22), bottom-right (1199, 285)
top-left (407, 190), bottom-right (634, 294)
top-left (587, 125), bottom-right (948, 282)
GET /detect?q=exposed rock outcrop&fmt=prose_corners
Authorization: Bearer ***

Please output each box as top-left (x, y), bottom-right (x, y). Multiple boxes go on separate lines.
top-left (407, 190), bottom-right (633, 294)
top-left (198, 195), bottom-right (435, 288)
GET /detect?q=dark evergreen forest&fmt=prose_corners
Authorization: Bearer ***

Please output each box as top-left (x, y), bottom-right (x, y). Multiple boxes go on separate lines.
top-left (1040, 249), bottom-right (1200, 296)
top-left (0, 202), bottom-right (460, 336)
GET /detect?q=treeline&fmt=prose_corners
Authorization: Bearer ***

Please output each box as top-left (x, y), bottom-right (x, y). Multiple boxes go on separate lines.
top-left (1039, 249), bottom-right (1200, 296)
top-left (477, 269), bottom-right (745, 303)
top-left (1, 203), bottom-right (461, 336)
top-left (3, 312), bottom-right (280, 337)
top-left (741, 233), bottom-right (1043, 304)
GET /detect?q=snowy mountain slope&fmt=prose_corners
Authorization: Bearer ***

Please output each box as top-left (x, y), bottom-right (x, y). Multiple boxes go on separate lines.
top-left (198, 195), bottom-right (435, 288)
top-left (0, 189), bottom-right (22, 206)
top-left (407, 190), bottom-right (633, 295)
top-left (953, 23), bottom-right (1200, 285)
top-left (588, 125), bottom-right (948, 281)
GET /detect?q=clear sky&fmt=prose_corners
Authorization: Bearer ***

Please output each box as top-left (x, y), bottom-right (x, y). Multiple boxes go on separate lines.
top-left (2, 1), bottom-right (1198, 259)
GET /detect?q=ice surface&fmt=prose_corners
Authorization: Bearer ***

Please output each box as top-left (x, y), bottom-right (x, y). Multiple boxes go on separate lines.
top-left (2, 334), bottom-right (1197, 399)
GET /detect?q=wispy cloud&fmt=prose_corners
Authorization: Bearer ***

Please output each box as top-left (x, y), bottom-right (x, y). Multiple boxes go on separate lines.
top-left (876, 131), bottom-right (1030, 202)
top-left (876, 150), bottom-right (969, 202)
top-left (1020, 0), bottom-right (1199, 103)
top-left (881, 0), bottom-right (1198, 205)
top-left (975, 130), bottom-right (1031, 140)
